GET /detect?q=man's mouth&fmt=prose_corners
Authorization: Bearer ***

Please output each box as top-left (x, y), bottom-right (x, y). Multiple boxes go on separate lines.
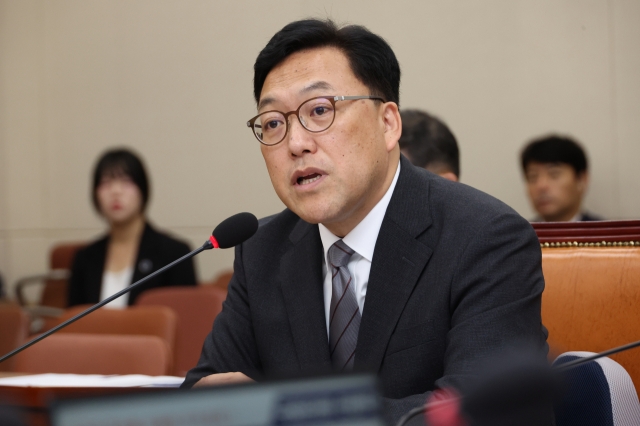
top-left (297, 173), bottom-right (322, 185)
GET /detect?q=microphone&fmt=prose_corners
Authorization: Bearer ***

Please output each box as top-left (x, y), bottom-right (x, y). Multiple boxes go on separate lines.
top-left (0, 212), bottom-right (259, 364)
top-left (395, 350), bottom-right (559, 426)
top-left (208, 212), bottom-right (259, 249)
top-left (396, 337), bottom-right (640, 426)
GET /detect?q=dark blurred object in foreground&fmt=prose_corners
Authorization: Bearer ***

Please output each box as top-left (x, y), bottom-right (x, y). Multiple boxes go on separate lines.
top-left (0, 404), bottom-right (26, 426)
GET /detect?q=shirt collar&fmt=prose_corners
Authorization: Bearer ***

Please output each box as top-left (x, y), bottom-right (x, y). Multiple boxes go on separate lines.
top-left (569, 212), bottom-right (583, 222)
top-left (319, 161), bottom-right (401, 261)
top-left (532, 211), bottom-right (584, 223)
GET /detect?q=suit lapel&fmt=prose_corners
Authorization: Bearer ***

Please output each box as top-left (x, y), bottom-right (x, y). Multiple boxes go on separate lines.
top-left (355, 156), bottom-right (434, 372)
top-left (280, 219), bottom-right (332, 373)
top-left (87, 237), bottom-right (108, 303)
top-left (129, 222), bottom-right (154, 304)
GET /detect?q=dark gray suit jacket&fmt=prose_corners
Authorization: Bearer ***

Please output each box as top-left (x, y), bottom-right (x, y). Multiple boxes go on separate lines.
top-left (183, 156), bottom-right (548, 423)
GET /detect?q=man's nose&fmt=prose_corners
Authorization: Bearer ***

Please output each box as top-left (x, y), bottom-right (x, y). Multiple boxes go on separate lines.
top-left (534, 176), bottom-right (550, 193)
top-left (286, 115), bottom-right (317, 157)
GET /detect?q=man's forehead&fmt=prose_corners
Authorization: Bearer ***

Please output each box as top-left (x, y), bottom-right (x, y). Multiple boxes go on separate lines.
top-left (527, 161), bottom-right (568, 171)
top-left (257, 47), bottom-right (361, 109)
top-left (258, 81), bottom-right (336, 111)
top-left (526, 162), bottom-right (579, 179)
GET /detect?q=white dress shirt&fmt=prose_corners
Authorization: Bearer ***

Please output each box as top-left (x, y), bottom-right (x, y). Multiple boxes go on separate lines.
top-left (318, 162), bottom-right (401, 335)
top-left (100, 267), bottom-right (133, 309)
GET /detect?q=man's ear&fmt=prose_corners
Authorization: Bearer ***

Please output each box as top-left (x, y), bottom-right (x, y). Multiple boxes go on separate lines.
top-left (382, 102), bottom-right (402, 153)
top-left (576, 171), bottom-right (589, 193)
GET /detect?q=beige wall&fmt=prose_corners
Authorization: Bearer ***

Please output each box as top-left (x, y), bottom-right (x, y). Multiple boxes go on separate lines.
top-left (1, 0), bottom-right (639, 298)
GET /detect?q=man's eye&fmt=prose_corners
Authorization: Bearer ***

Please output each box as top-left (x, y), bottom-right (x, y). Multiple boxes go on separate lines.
top-left (263, 120), bottom-right (283, 131)
top-left (312, 106), bottom-right (329, 116)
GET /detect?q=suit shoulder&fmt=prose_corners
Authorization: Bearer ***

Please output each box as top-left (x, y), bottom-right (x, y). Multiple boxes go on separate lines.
top-left (254, 209), bottom-right (300, 238)
top-left (69, 235), bottom-right (107, 274)
top-left (420, 174), bottom-right (530, 236)
top-left (581, 212), bottom-right (604, 221)
top-left (408, 171), bottom-right (539, 257)
top-left (73, 235), bottom-right (107, 259)
top-left (144, 223), bottom-right (192, 254)
top-left (241, 209), bottom-right (303, 251)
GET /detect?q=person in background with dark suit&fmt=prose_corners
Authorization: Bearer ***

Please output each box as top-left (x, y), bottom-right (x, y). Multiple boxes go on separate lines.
top-left (0, 272), bottom-right (6, 300)
top-left (67, 148), bottom-right (196, 308)
top-left (398, 109), bottom-right (460, 182)
top-left (183, 19), bottom-right (549, 425)
top-left (521, 135), bottom-right (602, 222)
top-left (0, 404), bottom-right (25, 426)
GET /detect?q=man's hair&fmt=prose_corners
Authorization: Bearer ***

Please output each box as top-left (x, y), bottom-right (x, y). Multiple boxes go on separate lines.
top-left (398, 110), bottom-right (460, 177)
top-left (520, 135), bottom-right (588, 175)
top-left (92, 148), bottom-right (150, 213)
top-left (253, 19), bottom-right (401, 106)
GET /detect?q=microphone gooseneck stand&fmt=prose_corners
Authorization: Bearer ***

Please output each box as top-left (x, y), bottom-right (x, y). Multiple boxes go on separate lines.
top-left (0, 241), bottom-right (213, 365)
top-left (554, 339), bottom-right (640, 371)
top-left (0, 211), bottom-right (259, 365)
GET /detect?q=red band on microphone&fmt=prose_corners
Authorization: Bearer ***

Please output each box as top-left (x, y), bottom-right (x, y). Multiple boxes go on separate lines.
top-left (424, 389), bottom-right (467, 426)
top-left (209, 235), bottom-right (220, 249)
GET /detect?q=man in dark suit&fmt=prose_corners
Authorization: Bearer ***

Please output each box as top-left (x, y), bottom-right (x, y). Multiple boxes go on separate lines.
top-left (183, 19), bottom-right (549, 424)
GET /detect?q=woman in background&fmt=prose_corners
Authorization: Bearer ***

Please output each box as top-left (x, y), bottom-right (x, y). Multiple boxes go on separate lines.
top-left (67, 148), bottom-right (196, 308)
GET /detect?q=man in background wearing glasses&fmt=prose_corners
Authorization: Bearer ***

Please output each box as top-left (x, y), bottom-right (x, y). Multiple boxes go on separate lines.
top-left (183, 19), bottom-right (549, 424)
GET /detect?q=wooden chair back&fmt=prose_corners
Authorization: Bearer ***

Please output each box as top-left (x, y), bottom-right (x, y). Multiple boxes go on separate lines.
top-left (208, 270), bottom-right (234, 291)
top-left (41, 242), bottom-right (86, 308)
top-left (54, 305), bottom-right (177, 370)
top-left (536, 221), bottom-right (640, 391)
top-left (0, 303), bottom-right (29, 372)
top-left (14, 333), bottom-right (170, 375)
top-left (136, 286), bottom-right (226, 376)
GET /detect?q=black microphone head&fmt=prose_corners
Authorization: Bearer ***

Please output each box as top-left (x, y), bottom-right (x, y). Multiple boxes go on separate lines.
top-left (211, 212), bottom-right (258, 249)
top-left (461, 347), bottom-right (561, 426)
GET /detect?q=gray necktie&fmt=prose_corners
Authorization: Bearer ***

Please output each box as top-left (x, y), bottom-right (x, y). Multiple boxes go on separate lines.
top-left (328, 240), bottom-right (360, 371)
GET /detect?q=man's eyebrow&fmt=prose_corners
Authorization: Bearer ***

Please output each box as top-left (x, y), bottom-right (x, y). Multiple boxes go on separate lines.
top-left (545, 162), bottom-right (564, 169)
top-left (258, 96), bottom-right (276, 111)
top-left (257, 81), bottom-right (335, 111)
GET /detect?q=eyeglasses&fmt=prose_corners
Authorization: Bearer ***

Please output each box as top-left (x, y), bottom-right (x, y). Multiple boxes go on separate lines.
top-left (246, 95), bottom-right (385, 146)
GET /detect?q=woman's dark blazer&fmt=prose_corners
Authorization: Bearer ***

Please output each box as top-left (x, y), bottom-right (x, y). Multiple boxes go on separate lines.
top-left (67, 222), bottom-right (197, 307)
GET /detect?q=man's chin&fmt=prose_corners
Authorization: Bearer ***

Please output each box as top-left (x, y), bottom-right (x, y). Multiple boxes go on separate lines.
top-left (535, 205), bottom-right (557, 218)
top-left (293, 207), bottom-right (340, 227)
top-left (297, 212), bottom-right (331, 225)
top-left (538, 209), bottom-right (566, 222)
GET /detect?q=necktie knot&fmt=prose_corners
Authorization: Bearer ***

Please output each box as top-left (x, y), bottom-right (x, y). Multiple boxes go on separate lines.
top-left (328, 240), bottom-right (355, 269)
